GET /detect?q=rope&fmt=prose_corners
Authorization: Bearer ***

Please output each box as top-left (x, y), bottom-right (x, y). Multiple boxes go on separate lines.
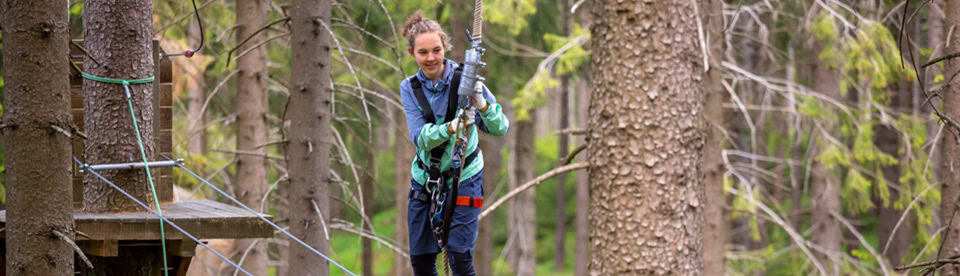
top-left (81, 72), bottom-right (169, 276)
top-left (162, 0), bottom-right (205, 58)
top-left (80, 72), bottom-right (154, 87)
top-left (75, 157), bottom-right (253, 276)
top-left (160, 154), bottom-right (359, 276)
top-left (472, 0), bottom-right (482, 40)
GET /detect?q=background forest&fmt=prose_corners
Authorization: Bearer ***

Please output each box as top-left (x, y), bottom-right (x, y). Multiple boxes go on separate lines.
top-left (1, 0), bottom-right (958, 275)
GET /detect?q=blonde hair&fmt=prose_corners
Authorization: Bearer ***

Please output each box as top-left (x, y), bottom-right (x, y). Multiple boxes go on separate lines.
top-left (402, 10), bottom-right (452, 52)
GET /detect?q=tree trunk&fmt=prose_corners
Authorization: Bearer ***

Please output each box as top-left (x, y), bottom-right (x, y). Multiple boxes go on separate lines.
top-left (941, 0), bottom-right (960, 274)
top-left (810, 38), bottom-right (842, 274)
top-left (394, 108), bottom-right (414, 275)
top-left (186, 18), bottom-right (207, 156)
top-left (587, 0), bottom-right (704, 274)
top-left (1, 0), bottom-right (75, 274)
top-left (874, 17), bottom-right (919, 268)
top-left (449, 0), bottom-right (469, 62)
top-left (575, 69), bottom-right (591, 276)
top-left (555, 0), bottom-right (573, 270)
top-left (476, 134), bottom-right (501, 276)
top-left (362, 144), bottom-right (375, 276)
top-left (509, 114), bottom-right (537, 276)
top-left (82, 0), bottom-right (156, 213)
top-left (234, 0), bottom-right (270, 274)
top-left (702, 0), bottom-right (727, 274)
top-left (286, 0), bottom-right (333, 275)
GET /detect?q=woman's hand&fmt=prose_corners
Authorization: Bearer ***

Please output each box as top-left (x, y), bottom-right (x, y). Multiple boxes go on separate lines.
top-left (447, 113), bottom-right (474, 134)
top-left (473, 81), bottom-right (488, 113)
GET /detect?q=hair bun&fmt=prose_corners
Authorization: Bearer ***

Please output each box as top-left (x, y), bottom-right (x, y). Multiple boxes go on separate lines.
top-left (402, 10), bottom-right (426, 38)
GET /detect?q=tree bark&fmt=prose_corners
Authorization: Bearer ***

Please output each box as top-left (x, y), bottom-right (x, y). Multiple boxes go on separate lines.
top-left (476, 135), bottom-right (500, 276)
top-left (875, 83), bottom-right (914, 268)
top-left (509, 114), bottom-right (537, 276)
top-left (394, 108), bottom-right (414, 275)
top-left (1, 0), bottom-right (76, 274)
top-left (362, 144), bottom-right (375, 276)
top-left (286, 0), bottom-right (333, 275)
top-left (555, 0), bottom-right (573, 270)
top-left (587, 0), bottom-right (704, 274)
top-left (941, 0), bottom-right (960, 274)
top-left (82, 0), bottom-right (156, 213)
top-left (810, 39), bottom-right (843, 274)
top-left (234, 0), bottom-right (269, 274)
top-left (702, 0), bottom-right (727, 275)
top-left (575, 69), bottom-right (591, 276)
top-left (186, 18), bottom-right (207, 156)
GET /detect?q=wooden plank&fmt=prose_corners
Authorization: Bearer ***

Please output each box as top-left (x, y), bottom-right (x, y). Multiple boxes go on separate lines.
top-left (0, 200), bottom-right (274, 241)
top-left (165, 240), bottom-right (197, 257)
top-left (78, 240), bottom-right (118, 257)
top-left (71, 86), bottom-right (83, 109)
top-left (156, 107), bottom-right (172, 135)
top-left (158, 83), bottom-right (173, 106)
top-left (157, 129), bottom-right (173, 155)
top-left (72, 110), bottom-right (84, 129)
top-left (158, 58), bottom-right (173, 84)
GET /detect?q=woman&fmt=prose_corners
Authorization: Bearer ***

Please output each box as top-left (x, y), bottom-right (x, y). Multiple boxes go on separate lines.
top-left (400, 10), bottom-right (509, 276)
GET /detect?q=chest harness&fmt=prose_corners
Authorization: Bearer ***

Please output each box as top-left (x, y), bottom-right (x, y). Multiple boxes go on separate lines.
top-left (408, 66), bottom-right (484, 248)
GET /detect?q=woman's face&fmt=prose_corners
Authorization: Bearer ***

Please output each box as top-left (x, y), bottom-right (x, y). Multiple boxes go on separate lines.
top-left (408, 31), bottom-right (446, 81)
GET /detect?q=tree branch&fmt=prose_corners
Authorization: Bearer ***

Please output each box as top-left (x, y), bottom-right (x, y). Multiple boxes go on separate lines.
top-left (52, 230), bottom-right (93, 270)
top-left (478, 163), bottom-right (589, 221)
top-left (562, 144), bottom-right (586, 165)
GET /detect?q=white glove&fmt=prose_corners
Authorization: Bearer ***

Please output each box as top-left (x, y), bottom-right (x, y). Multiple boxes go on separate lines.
top-left (473, 81), bottom-right (488, 111)
top-left (447, 113), bottom-right (474, 134)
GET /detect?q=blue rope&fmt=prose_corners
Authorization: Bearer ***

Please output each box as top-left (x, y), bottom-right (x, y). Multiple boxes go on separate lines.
top-left (75, 157), bottom-right (253, 276)
top-left (159, 154), bottom-right (358, 276)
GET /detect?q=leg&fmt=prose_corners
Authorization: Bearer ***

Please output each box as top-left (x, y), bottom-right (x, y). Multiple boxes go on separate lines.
top-left (411, 252), bottom-right (439, 276)
top-left (448, 250), bottom-right (476, 276)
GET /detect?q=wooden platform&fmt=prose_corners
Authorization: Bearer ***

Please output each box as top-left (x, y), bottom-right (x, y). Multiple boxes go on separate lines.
top-left (0, 200), bottom-right (273, 241)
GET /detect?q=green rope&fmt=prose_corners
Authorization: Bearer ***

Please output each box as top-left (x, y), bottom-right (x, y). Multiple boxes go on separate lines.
top-left (81, 72), bottom-right (169, 276)
top-left (81, 72), bottom-right (154, 86)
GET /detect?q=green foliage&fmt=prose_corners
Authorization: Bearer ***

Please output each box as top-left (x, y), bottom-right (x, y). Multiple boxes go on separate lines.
top-left (483, 0), bottom-right (537, 35)
top-left (511, 27), bottom-right (589, 121)
top-left (842, 170), bottom-right (873, 214)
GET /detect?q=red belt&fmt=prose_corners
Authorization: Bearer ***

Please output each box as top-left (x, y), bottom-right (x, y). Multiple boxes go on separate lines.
top-left (455, 196), bottom-right (483, 208)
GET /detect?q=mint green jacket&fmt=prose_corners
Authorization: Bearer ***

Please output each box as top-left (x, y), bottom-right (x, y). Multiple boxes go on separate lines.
top-left (400, 60), bottom-right (510, 188)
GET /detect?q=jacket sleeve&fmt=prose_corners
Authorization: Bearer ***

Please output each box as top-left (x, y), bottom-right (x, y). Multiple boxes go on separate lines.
top-left (476, 83), bottom-right (509, 137)
top-left (401, 78), bottom-right (452, 151)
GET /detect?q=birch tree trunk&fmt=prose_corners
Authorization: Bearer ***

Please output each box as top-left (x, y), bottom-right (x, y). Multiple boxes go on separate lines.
top-left (810, 38), bottom-right (843, 275)
top-left (2, 0), bottom-right (75, 274)
top-left (394, 108), bottom-right (414, 276)
top-left (587, 0), bottom-right (704, 273)
top-left (286, 0), bottom-right (333, 274)
top-left (575, 69), bottom-right (591, 276)
top-left (186, 18), bottom-right (207, 156)
top-left (234, 0), bottom-right (269, 274)
top-left (509, 114), bottom-right (537, 276)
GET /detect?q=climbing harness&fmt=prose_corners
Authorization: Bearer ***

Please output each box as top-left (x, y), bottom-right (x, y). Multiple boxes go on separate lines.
top-left (81, 72), bottom-right (169, 276)
top-left (407, 65), bottom-right (483, 248)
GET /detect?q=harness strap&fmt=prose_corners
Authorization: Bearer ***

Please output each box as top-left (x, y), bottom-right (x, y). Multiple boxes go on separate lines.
top-left (409, 64), bottom-right (464, 167)
top-left (416, 148), bottom-right (480, 181)
top-left (455, 196), bottom-right (483, 208)
top-left (409, 190), bottom-right (483, 208)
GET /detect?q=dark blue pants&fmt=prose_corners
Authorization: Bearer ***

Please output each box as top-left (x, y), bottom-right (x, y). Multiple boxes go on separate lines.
top-left (411, 251), bottom-right (476, 276)
top-left (408, 170), bottom-right (483, 275)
